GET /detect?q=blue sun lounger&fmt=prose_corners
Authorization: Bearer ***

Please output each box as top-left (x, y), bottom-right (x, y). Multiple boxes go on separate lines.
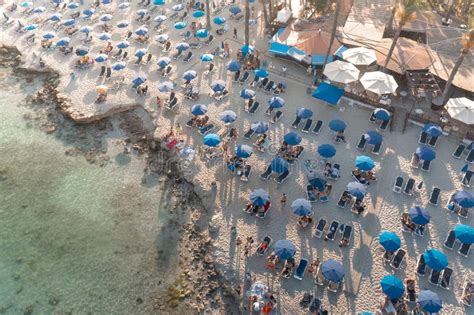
top-left (294, 258), bottom-right (308, 280)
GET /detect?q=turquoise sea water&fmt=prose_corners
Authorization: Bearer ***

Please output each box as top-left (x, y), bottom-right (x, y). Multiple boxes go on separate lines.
top-left (0, 70), bottom-right (175, 314)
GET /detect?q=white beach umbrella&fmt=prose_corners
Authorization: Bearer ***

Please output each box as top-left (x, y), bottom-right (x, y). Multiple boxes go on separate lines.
top-left (445, 97), bottom-right (474, 125)
top-left (342, 47), bottom-right (377, 66)
top-left (323, 60), bottom-right (360, 84)
top-left (360, 71), bottom-right (398, 95)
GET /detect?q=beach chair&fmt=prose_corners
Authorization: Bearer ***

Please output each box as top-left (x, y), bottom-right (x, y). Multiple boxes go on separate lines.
top-left (458, 206), bottom-right (468, 218)
top-left (406, 279), bottom-right (417, 302)
top-left (291, 116), bottom-right (301, 129)
top-left (294, 258), bottom-right (308, 280)
top-left (319, 194), bottom-right (328, 203)
top-left (325, 221), bottom-right (339, 241)
top-left (312, 120), bottom-right (323, 134)
top-left (340, 225), bottom-right (352, 246)
top-left (274, 170), bottom-right (290, 184)
top-left (260, 165), bottom-right (272, 180)
top-left (379, 119), bottom-right (390, 131)
top-left (216, 90), bottom-right (229, 101)
top-left (232, 71), bottom-right (240, 82)
top-left (307, 185), bottom-right (317, 202)
top-left (264, 105), bottom-right (274, 116)
top-left (466, 149), bottom-right (474, 163)
top-left (444, 230), bottom-right (456, 250)
top-left (418, 132), bottom-right (428, 144)
top-left (264, 80), bottom-right (274, 93)
top-left (411, 153), bottom-right (420, 168)
top-left (314, 218), bottom-right (326, 238)
top-left (462, 170), bottom-right (472, 187)
top-left (429, 269), bottom-right (441, 286)
top-left (198, 124), bottom-right (214, 135)
top-left (429, 187), bottom-right (441, 206)
top-left (452, 144), bottom-right (466, 158)
top-left (390, 248), bottom-right (406, 269)
top-left (256, 203), bottom-right (270, 219)
top-left (421, 159), bottom-right (431, 172)
top-left (356, 135), bottom-right (367, 151)
top-left (256, 236), bottom-right (271, 255)
top-left (440, 268), bottom-right (453, 289)
top-left (403, 178), bottom-right (415, 196)
top-left (459, 243), bottom-right (471, 257)
top-left (171, 50), bottom-right (182, 60)
top-left (243, 128), bottom-right (254, 140)
top-left (239, 71), bottom-right (249, 84)
top-left (248, 102), bottom-right (260, 115)
top-left (257, 78), bottom-right (268, 89)
top-left (166, 97), bottom-right (179, 110)
top-left (337, 191), bottom-right (352, 208)
top-left (183, 51), bottom-right (192, 62)
top-left (369, 112), bottom-right (377, 123)
top-left (461, 275), bottom-right (473, 306)
top-left (416, 254), bottom-right (426, 276)
top-left (309, 298), bottom-right (321, 314)
top-left (428, 136), bottom-right (438, 147)
top-left (329, 164), bottom-right (340, 180)
top-left (185, 118), bottom-right (195, 128)
top-left (327, 281), bottom-right (340, 292)
top-left (240, 165), bottom-right (251, 181)
top-left (302, 119), bottom-right (312, 133)
top-left (393, 176), bottom-right (404, 193)
top-left (372, 142), bottom-right (383, 155)
top-left (270, 111), bottom-right (283, 124)
top-left (249, 75), bottom-right (260, 87)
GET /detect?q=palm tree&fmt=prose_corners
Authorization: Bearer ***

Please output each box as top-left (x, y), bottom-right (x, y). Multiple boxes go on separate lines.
top-left (244, 0), bottom-right (250, 46)
top-left (383, 0), bottom-right (418, 70)
top-left (205, 0), bottom-right (211, 30)
top-left (442, 30), bottom-right (473, 103)
top-left (386, 1), bottom-right (399, 32)
top-left (321, 1), bottom-right (340, 75)
top-left (261, 0), bottom-right (269, 29)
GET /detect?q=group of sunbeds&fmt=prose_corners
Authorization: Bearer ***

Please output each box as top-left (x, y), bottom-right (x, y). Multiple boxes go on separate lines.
top-left (446, 193), bottom-right (470, 218)
top-left (337, 191), bottom-right (366, 215)
top-left (416, 254), bottom-right (453, 288)
top-left (307, 183), bottom-right (332, 203)
top-left (444, 229), bottom-right (471, 257)
top-left (401, 213), bottom-right (427, 236)
top-left (368, 111), bottom-right (391, 131)
top-left (243, 200), bottom-right (271, 219)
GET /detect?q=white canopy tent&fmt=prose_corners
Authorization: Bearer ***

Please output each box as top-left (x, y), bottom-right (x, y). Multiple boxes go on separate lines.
top-left (360, 71), bottom-right (398, 95)
top-left (445, 97), bottom-right (474, 125)
top-left (342, 47), bottom-right (377, 66)
top-left (323, 60), bottom-right (360, 84)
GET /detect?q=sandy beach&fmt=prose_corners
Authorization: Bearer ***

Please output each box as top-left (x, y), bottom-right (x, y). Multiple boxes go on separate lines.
top-left (0, 0), bottom-right (472, 314)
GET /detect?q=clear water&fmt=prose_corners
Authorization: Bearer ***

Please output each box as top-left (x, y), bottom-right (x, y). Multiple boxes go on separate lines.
top-left (0, 70), bottom-right (176, 314)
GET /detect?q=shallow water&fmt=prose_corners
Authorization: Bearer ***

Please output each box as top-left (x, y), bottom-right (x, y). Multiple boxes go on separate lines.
top-left (0, 70), bottom-right (176, 314)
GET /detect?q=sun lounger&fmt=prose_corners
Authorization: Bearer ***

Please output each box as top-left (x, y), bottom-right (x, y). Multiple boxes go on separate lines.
top-left (383, 250), bottom-right (394, 262)
top-left (417, 254), bottom-right (426, 276)
top-left (429, 187), bottom-right (440, 206)
top-left (216, 90), bottom-right (229, 101)
top-left (291, 116), bottom-right (301, 128)
top-left (459, 243), bottom-right (471, 257)
top-left (467, 149), bottom-right (474, 163)
top-left (166, 97), bottom-right (179, 110)
top-left (462, 170), bottom-right (472, 187)
top-left (369, 112), bottom-right (377, 123)
top-left (316, 270), bottom-right (326, 285)
top-left (185, 118), bottom-right (195, 128)
top-left (390, 248), bottom-right (406, 269)
top-left (239, 71), bottom-right (249, 84)
top-left (256, 236), bottom-right (272, 255)
top-left (248, 101), bottom-right (260, 115)
top-left (428, 136), bottom-right (438, 147)
top-left (337, 191), bottom-right (352, 208)
top-left (453, 144), bottom-right (466, 158)
top-left (406, 279), bottom-right (417, 302)
top-left (319, 194), bottom-right (329, 202)
top-left (274, 170), bottom-right (290, 184)
top-left (393, 176), bottom-right (404, 193)
top-left (403, 178), bottom-right (415, 196)
top-left (312, 120), bottom-right (323, 134)
top-left (421, 159), bottom-right (431, 171)
top-left (302, 119), bottom-right (312, 133)
top-left (264, 106), bottom-right (274, 116)
top-left (232, 71), bottom-right (240, 82)
top-left (314, 218), bottom-right (326, 238)
top-left (418, 132), bottom-right (428, 144)
top-left (356, 135), bottom-right (367, 151)
top-left (327, 281), bottom-right (340, 292)
top-left (257, 78), bottom-right (269, 89)
top-left (444, 230), bottom-right (456, 250)
top-left (256, 203), bottom-right (270, 219)
top-left (264, 80), bottom-right (274, 93)
top-left (340, 225), bottom-right (352, 247)
top-left (271, 111), bottom-right (283, 123)
top-left (244, 128), bottom-right (254, 140)
top-left (294, 258), bottom-right (308, 280)
top-left (309, 298), bottom-right (321, 313)
top-left (183, 51), bottom-right (192, 62)
top-left (198, 124), bottom-right (214, 135)
top-left (240, 165), bottom-right (251, 181)
top-left (458, 207), bottom-right (468, 218)
top-left (429, 269), bottom-right (441, 286)
top-left (330, 164), bottom-right (340, 179)
top-left (379, 119), bottom-right (390, 131)
top-left (372, 142), bottom-right (383, 155)
top-left (325, 221), bottom-right (339, 241)
top-left (461, 275), bottom-right (473, 306)
top-left (440, 267), bottom-right (453, 289)
top-left (260, 165), bottom-right (272, 180)
top-left (307, 185), bottom-right (317, 202)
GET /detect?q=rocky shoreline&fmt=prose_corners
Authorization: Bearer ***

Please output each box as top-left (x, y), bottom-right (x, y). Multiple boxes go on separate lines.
top-left (1, 45), bottom-right (241, 314)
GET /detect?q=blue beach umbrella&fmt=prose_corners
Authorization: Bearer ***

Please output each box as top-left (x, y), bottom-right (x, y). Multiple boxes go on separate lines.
top-left (347, 181), bottom-right (366, 199)
top-left (235, 144), bottom-right (252, 158)
top-left (241, 44), bottom-right (254, 55)
top-left (153, 0), bottom-right (165, 5)
top-left (219, 110), bottom-right (237, 124)
top-left (418, 290), bottom-right (442, 314)
top-left (461, 164), bottom-right (469, 173)
top-left (226, 60), bottom-right (241, 72)
top-left (172, 4), bottom-right (184, 11)
top-left (157, 57), bottom-right (171, 68)
top-left (240, 89), bottom-right (255, 99)
top-left (408, 206), bottom-right (430, 225)
top-left (415, 146), bottom-right (436, 161)
top-left (195, 29), bottom-right (209, 38)
top-left (355, 155), bottom-right (375, 171)
top-left (249, 189), bottom-right (270, 207)
top-left (183, 70), bottom-right (197, 81)
top-left (454, 224), bottom-right (474, 244)
top-left (118, 2), bottom-right (130, 9)
top-left (101, 0), bottom-right (112, 4)
top-left (255, 68), bottom-right (269, 78)
top-left (111, 62), bottom-right (126, 71)
top-left (134, 48), bottom-right (147, 58)
top-left (75, 47), bottom-right (89, 56)
top-left (56, 37), bottom-right (70, 46)
top-left (67, 2), bottom-right (79, 9)
top-left (452, 190), bottom-right (474, 208)
top-left (155, 34), bottom-right (169, 43)
top-left (321, 259), bottom-right (345, 283)
top-left (24, 24), bottom-right (38, 31)
top-left (191, 104), bottom-right (207, 116)
top-left (213, 16), bottom-right (226, 25)
top-left (95, 54), bottom-right (108, 63)
top-left (211, 80), bottom-right (226, 92)
top-left (33, 6), bottom-right (46, 13)
top-left (329, 119), bottom-right (346, 132)
top-left (158, 81), bottom-right (174, 92)
top-left (83, 8), bottom-right (95, 16)
top-left (132, 75), bottom-right (147, 86)
top-left (271, 157), bottom-right (289, 174)
top-left (423, 249), bottom-right (448, 271)
top-left (63, 19), bottom-right (75, 26)
top-left (308, 174), bottom-right (327, 191)
top-left (135, 27), bottom-right (148, 36)
top-left (269, 96), bottom-right (285, 108)
top-left (98, 33), bottom-right (111, 41)
top-left (291, 198), bottom-right (312, 216)
top-left (250, 121), bottom-right (269, 134)
top-left (317, 144), bottom-right (336, 158)
top-left (284, 132), bottom-right (302, 145)
top-left (49, 13), bottom-right (62, 21)
top-left (229, 6), bottom-right (242, 15)
top-left (203, 133), bottom-right (221, 147)
top-left (200, 54), bottom-right (214, 62)
top-left (365, 131), bottom-right (383, 145)
top-left (154, 15), bottom-right (167, 22)
top-left (174, 21), bottom-right (187, 29)
top-left (380, 275), bottom-right (405, 299)
top-left (42, 32), bottom-right (56, 39)
top-left (274, 239), bottom-right (296, 260)
top-left (297, 108), bottom-right (313, 119)
top-left (136, 9), bottom-right (148, 16)
top-left (116, 21), bottom-right (129, 28)
top-left (423, 123), bottom-right (443, 137)
top-left (100, 14), bottom-right (113, 22)
top-left (20, 1), bottom-right (33, 8)
top-left (192, 10), bottom-right (205, 18)
top-left (79, 26), bottom-right (93, 33)
top-left (116, 41), bottom-right (130, 49)
top-left (176, 42), bottom-right (190, 51)
top-left (379, 231), bottom-right (401, 252)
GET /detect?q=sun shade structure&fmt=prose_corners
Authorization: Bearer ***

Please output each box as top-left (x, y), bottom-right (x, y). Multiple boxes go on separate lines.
top-left (423, 249), bottom-right (448, 271)
top-left (360, 71), bottom-right (398, 95)
top-left (379, 231), bottom-right (401, 252)
top-left (291, 198), bottom-right (313, 216)
top-left (445, 97), bottom-right (474, 125)
top-left (249, 189), bottom-right (270, 207)
top-left (408, 206), bottom-right (431, 225)
top-left (454, 224), bottom-right (474, 244)
top-left (321, 259), bottom-right (345, 282)
top-left (274, 239), bottom-right (296, 260)
top-left (380, 275), bottom-right (405, 299)
top-left (342, 47), bottom-right (377, 65)
top-left (323, 60), bottom-right (360, 84)
top-left (418, 290), bottom-right (442, 313)
top-left (312, 82), bottom-right (344, 105)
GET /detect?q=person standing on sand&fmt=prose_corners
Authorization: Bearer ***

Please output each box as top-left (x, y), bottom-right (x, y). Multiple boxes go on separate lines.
top-left (176, 123), bottom-right (182, 135)
top-left (233, 27), bottom-right (237, 39)
top-left (280, 193), bottom-right (287, 206)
